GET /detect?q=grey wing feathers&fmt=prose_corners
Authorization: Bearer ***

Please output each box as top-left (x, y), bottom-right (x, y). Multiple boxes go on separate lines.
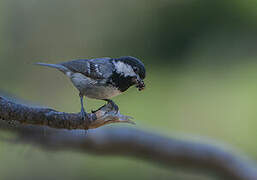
top-left (60, 57), bottom-right (114, 80)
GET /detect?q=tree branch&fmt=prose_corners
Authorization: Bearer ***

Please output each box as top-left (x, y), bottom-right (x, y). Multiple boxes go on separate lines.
top-left (0, 96), bottom-right (134, 130)
top-left (0, 95), bottom-right (257, 180)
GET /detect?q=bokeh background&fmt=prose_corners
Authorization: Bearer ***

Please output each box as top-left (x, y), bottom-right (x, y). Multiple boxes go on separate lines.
top-left (1, 0), bottom-right (257, 179)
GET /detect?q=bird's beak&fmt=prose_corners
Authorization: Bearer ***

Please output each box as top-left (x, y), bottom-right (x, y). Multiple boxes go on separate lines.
top-left (133, 75), bottom-right (145, 91)
top-left (136, 80), bottom-right (145, 91)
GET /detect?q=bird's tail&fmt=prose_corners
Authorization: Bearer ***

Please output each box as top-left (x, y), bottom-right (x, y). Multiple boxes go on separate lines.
top-left (35, 63), bottom-right (69, 74)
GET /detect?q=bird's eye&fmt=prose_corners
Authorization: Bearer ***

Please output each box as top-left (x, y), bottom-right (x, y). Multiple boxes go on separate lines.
top-left (133, 67), bottom-right (139, 73)
top-left (131, 76), bottom-right (138, 83)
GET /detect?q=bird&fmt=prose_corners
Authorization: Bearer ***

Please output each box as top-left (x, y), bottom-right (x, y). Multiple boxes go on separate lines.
top-left (35, 56), bottom-right (146, 121)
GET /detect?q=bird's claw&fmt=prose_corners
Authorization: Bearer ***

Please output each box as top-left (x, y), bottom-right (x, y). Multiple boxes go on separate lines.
top-left (111, 103), bottom-right (119, 113)
top-left (106, 100), bottom-right (119, 113)
top-left (102, 99), bottom-right (119, 114)
top-left (80, 111), bottom-right (91, 122)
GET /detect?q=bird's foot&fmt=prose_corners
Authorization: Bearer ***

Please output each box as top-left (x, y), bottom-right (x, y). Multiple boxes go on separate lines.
top-left (80, 110), bottom-right (91, 122)
top-left (104, 99), bottom-right (119, 113)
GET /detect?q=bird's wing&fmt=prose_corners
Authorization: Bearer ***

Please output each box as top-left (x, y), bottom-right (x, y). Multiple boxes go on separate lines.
top-left (60, 57), bottom-right (114, 80)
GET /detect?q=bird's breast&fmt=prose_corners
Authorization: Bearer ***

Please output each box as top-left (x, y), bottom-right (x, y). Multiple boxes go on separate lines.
top-left (69, 72), bottom-right (121, 99)
top-left (85, 85), bottom-right (122, 99)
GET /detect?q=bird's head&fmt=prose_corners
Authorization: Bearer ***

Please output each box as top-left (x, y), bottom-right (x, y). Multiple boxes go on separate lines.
top-left (113, 56), bottom-right (146, 91)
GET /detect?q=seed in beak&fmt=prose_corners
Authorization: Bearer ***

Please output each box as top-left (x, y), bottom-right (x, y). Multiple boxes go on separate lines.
top-left (136, 81), bottom-right (145, 91)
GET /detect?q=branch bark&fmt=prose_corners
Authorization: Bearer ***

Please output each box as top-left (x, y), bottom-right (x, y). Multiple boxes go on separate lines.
top-left (0, 96), bottom-right (134, 130)
top-left (0, 95), bottom-right (257, 180)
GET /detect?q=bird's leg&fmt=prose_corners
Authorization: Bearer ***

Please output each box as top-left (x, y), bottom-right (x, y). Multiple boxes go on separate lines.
top-left (103, 99), bottom-right (119, 113)
top-left (79, 93), bottom-right (89, 121)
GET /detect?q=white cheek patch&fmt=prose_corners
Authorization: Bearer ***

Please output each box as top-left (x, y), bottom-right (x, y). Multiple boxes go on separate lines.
top-left (66, 71), bottom-right (72, 77)
top-left (113, 61), bottom-right (136, 77)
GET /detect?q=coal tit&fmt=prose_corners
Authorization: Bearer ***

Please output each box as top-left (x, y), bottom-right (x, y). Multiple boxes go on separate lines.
top-left (36, 56), bottom-right (146, 120)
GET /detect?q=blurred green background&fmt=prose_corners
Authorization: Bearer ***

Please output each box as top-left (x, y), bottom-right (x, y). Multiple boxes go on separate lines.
top-left (1, 0), bottom-right (257, 179)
